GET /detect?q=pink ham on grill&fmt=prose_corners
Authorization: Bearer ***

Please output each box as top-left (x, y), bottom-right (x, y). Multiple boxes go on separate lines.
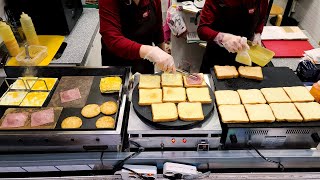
top-left (1, 112), bottom-right (28, 128)
top-left (186, 74), bottom-right (203, 85)
top-left (60, 88), bottom-right (82, 103)
top-left (31, 108), bottom-right (55, 127)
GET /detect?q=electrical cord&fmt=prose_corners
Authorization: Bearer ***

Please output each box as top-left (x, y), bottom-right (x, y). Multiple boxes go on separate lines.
top-left (248, 142), bottom-right (285, 171)
top-left (114, 140), bottom-right (151, 180)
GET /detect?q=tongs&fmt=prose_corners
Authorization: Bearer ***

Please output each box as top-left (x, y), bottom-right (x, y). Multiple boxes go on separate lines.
top-left (176, 69), bottom-right (198, 79)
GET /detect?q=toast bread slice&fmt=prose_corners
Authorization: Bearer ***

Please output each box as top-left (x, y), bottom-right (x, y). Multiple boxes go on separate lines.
top-left (214, 90), bottom-right (241, 106)
top-left (161, 73), bottom-right (183, 87)
top-left (214, 65), bottom-right (239, 79)
top-left (269, 103), bottom-right (303, 122)
top-left (151, 103), bottom-right (178, 122)
top-left (139, 89), bottom-right (162, 106)
top-left (139, 75), bottom-right (161, 89)
top-left (183, 73), bottom-right (207, 88)
top-left (178, 102), bottom-right (204, 121)
top-left (186, 87), bottom-right (212, 104)
top-left (238, 66), bottom-right (263, 81)
top-left (294, 102), bottom-right (320, 122)
top-left (218, 105), bottom-right (249, 123)
top-left (283, 86), bottom-right (315, 102)
top-left (237, 89), bottom-right (266, 104)
top-left (261, 88), bottom-right (291, 103)
top-left (244, 104), bottom-right (275, 123)
top-left (163, 87), bottom-right (186, 103)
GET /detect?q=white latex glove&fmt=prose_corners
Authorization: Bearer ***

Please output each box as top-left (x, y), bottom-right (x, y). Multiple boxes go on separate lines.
top-left (252, 33), bottom-right (262, 46)
top-left (144, 46), bottom-right (176, 72)
top-left (236, 38), bottom-right (252, 66)
top-left (215, 33), bottom-right (250, 53)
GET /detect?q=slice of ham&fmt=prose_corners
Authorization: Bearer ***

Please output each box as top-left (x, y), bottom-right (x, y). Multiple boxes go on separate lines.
top-left (60, 88), bottom-right (82, 103)
top-left (31, 108), bottom-right (55, 127)
top-left (186, 74), bottom-right (203, 85)
top-left (1, 112), bottom-right (28, 128)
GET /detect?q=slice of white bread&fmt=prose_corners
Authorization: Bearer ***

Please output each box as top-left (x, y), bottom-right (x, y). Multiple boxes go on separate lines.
top-left (139, 89), bottom-right (162, 106)
top-left (218, 105), bottom-right (249, 123)
top-left (238, 66), bottom-right (263, 81)
top-left (269, 103), bottom-right (303, 122)
top-left (244, 104), bottom-right (275, 123)
top-left (139, 75), bottom-right (161, 89)
top-left (214, 90), bottom-right (241, 106)
top-left (161, 73), bottom-right (183, 87)
top-left (261, 88), bottom-right (291, 103)
top-left (163, 87), bottom-right (186, 103)
top-left (283, 86), bottom-right (314, 102)
top-left (186, 87), bottom-right (212, 104)
top-left (237, 89), bottom-right (266, 104)
top-left (214, 65), bottom-right (239, 79)
top-left (183, 73), bottom-right (207, 88)
top-left (294, 102), bottom-right (320, 122)
top-left (178, 102), bottom-right (204, 121)
top-left (151, 103), bottom-right (178, 122)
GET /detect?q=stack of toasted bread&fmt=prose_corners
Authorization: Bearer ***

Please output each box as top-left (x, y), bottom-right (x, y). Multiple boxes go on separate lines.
top-left (138, 73), bottom-right (212, 122)
top-left (215, 86), bottom-right (320, 123)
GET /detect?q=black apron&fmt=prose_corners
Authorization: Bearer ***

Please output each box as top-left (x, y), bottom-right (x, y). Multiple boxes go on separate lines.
top-left (200, 0), bottom-right (261, 73)
top-left (101, 0), bottom-right (157, 74)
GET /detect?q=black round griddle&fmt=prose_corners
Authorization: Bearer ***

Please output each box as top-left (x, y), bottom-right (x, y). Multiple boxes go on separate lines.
top-left (132, 84), bottom-right (215, 130)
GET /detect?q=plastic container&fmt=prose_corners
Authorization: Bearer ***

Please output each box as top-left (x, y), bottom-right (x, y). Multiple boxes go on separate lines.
top-left (0, 22), bottom-right (20, 56)
top-left (20, 12), bottom-right (40, 45)
top-left (16, 45), bottom-right (48, 66)
top-left (310, 81), bottom-right (320, 103)
top-left (248, 45), bottom-right (275, 67)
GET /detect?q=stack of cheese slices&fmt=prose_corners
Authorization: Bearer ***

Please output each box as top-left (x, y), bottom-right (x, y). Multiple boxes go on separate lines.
top-left (138, 73), bottom-right (212, 122)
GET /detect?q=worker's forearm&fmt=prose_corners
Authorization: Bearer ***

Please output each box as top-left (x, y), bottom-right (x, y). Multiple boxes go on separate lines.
top-left (139, 45), bottom-right (154, 59)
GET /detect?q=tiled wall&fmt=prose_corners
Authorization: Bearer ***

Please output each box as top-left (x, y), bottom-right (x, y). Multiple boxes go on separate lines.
top-left (293, 0), bottom-right (320, 43)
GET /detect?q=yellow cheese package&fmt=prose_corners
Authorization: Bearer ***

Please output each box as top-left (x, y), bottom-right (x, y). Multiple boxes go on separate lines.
top-left (100, 76), bottom-right (122, 93)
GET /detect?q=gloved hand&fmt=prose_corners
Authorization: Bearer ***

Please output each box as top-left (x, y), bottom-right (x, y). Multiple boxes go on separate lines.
top-left (215, 33), bottom-right (249, 53)
top-left (144, 46), bottom-right (176, 72)
top-left (252, 33), bottom-right (262, 46)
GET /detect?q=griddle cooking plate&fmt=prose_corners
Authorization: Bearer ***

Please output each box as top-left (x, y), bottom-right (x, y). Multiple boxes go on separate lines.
top-left (132, 84), bottom-right (214, 130)
top-left (211, 67), bottom-right (303, 90)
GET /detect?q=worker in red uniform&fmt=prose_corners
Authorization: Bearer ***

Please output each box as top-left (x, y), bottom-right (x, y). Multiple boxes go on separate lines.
top-left (197, 0), bottom-right (269, 73)
top-left (99, 0), bottom-right (175, 73)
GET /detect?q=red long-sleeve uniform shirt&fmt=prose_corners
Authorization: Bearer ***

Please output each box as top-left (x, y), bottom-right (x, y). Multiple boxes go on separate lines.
top-left (198, 0), bottom-right (269, 42)
top-left (99, 0), bottom-right (164, 60)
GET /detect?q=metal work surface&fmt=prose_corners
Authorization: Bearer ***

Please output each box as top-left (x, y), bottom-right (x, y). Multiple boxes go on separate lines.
top-left (50, 8), bottom-right (99, 66)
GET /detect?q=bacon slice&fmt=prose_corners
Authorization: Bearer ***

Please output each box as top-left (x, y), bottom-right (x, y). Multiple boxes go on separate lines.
top-left (1, 112), bottom-right (28, 128)
top-left (60, 88), bottom-right (81, 103)
top-left (31, 108), bottom-right (55, 127)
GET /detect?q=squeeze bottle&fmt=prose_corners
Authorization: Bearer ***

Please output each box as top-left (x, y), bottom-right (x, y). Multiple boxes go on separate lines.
top-left (0, 22), bottom-right (20, 56)
top-left (20, 12), bottom-right (39, 45)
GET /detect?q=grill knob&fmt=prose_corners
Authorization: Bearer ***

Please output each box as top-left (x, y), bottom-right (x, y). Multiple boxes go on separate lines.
top-left (311, 133), bottom-right (320, 143)
top-left (229, 134), bottom-right (238, 144)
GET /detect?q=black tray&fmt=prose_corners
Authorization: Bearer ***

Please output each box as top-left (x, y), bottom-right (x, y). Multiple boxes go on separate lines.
top-left (211, 67), bottom-right (303, 91)
top-left (132, 84), bottom-right (215, 130)
top-left (55, 76), bottom-right (122, 130)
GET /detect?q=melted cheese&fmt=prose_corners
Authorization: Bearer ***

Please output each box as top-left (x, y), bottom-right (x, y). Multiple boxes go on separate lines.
top-left (20, 92), bottom-right (49, 107)
top-left (31, 78), bottom-right (57, 91)
top-left (0, 91), bottom-right (28, 105)
top-left (11, 77), bottom-right (38, 90)
top-left (100, 77), bottom-right (122, 93)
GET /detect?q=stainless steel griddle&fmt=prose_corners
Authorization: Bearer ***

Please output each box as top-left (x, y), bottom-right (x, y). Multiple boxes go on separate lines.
top-left (0, 66), bottom-right (131, 152)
